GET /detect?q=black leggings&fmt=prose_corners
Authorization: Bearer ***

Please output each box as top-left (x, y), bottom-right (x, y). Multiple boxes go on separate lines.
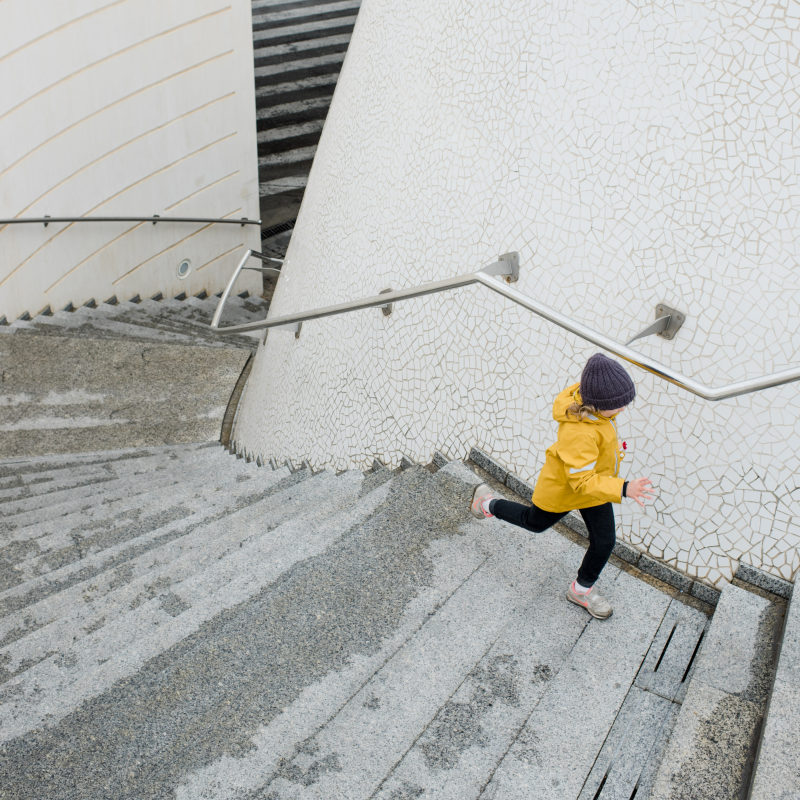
top-left (489, 499), bottom-right (615, 587)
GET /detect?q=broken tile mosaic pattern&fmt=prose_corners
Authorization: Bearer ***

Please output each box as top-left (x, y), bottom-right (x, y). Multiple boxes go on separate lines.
top-left (233, 0), bottom-right (800, 588)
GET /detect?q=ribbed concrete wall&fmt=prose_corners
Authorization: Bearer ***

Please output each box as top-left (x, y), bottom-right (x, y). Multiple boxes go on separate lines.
top-left (234, 0), bottom-right (800, 589)
top-left (0, 0), bottom-right (261, 320)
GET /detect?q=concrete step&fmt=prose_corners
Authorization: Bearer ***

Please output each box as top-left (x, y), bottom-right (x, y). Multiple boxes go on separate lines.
top-left (255, 71), bottom-right (339, 101)
top-left (646, 583), bottom-right (783, 800)
top-left (259, 145), bottom-right (318, 171)
top-left (0, 442), bottom-right (219, 500)
top-left (0, 465), bottom-right (308, 628)
top-left (251, 0), bottom-right (356, 12)
top-left (256, 96), bottom-right (332, 129)
top-left (1, 444), bottom-right (239, 527)
top-left (3, 307), bottom-right (211, 347)
top-left (258, 124), bottom-right (326, 159)
top-left (252, 0), bottom-right (360, 29)
top-left (0, 455), bottom-right (269, 594)
top-left (0, 442), bottom-right (237, 515)
top-left (0, 463), bottom-right (472, 795)
top-left (259, 174), bottom-right (309, 196)
top-left (0, 441), bottom-right (214, 482)
top-left (253, 33), bottom-right (352, 69)
top-left (0, 333), bottom-right (250, 457)
top-left (0, 463), bottom-right (294, 648)
top-left (0, 457), bottom-right (728, 799)
top-left (0, 467), bottom-right (353, 687)
top-left (747, 583), bottom-right (800, 798)
top-left (256, 79), bottom-right (339, 111)
top-left (0, 467), bottom-right (382, 742)
top-left (1, 448), bottom-right (257, 548)
top-left (575, 598), bottom-right (709, 799)
top-left (175, 463), bottom-right (686, 800)
top-left (255, 53), bottom-right (345, 85)
top-left (252, 16), bottom-right (356, 48)
top-left (2, 296), bottom-right (263, 349)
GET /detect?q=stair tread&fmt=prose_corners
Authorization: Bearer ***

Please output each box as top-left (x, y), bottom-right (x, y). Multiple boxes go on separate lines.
top-left (1, 458), bottom-right (269, 593)
top-left (0, 459), bottom-right (729, 799)
top-left (647, 583), bottom-right (782, 800)
top-left (0, 465), bottom-right (307, 621)
top-left (745, 582), bottom-right (800, 799)
top-left (0, 441), bottom-right (214, 478)
top-left (1, 466), bottom-right (348, 678)
top-left (0, 444), bottom-right (244, 505)
top-left (2, 446), bottom-right (245, 522)
top-left (0, 469), bottom-right (375, 740)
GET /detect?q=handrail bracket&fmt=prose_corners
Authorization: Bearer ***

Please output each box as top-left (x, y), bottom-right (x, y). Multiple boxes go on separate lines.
top-left (483, 252), bottom-right (520, 283)
top-left (626, 304), bottom-right (685, 346)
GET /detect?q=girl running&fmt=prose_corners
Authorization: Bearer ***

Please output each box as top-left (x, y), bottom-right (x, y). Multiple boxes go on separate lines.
top-left (471, 353), bottom-right (655, 619)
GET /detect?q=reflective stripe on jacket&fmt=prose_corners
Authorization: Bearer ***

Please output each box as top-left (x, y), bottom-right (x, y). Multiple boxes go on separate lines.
top-left (532, 383), bottom-right (625, 512)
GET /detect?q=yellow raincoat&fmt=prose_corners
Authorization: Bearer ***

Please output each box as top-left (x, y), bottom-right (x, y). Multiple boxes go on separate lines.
top-left (532, 383), bottom-right (626, 512)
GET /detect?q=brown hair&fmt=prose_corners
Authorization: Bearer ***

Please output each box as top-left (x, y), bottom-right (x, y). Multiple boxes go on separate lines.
top-left (565, 401), bottom-right (600, 421)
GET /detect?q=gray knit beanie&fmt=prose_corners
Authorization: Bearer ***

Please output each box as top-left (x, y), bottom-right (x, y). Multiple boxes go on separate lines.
top-left (579, 353), bottom-right (636, 410)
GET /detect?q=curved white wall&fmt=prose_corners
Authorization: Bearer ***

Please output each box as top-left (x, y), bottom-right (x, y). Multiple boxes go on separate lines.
top-left (234, 0), bottom-right (800, 588)
top-left (0, 0), bottom-right (261, 320)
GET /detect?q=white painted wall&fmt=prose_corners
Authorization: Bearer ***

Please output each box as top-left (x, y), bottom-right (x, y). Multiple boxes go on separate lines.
top-left (0, 0), bottom-right (261, 321)
top-left (234, 0), bottom-right (800, 588)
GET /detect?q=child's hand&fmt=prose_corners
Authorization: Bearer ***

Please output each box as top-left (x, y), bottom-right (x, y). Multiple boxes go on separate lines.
top-left (627, 477), bottom-right (655, 507)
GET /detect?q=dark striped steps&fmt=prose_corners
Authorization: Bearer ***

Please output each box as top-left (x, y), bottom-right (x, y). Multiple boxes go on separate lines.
top-left (252, 0), bottom-right (361, 215)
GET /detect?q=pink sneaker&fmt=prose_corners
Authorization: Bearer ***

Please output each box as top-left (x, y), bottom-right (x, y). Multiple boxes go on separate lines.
top-left (566, 582), bottom-right (613, 619)
top-left (470, 484), bottom-right (498, 519)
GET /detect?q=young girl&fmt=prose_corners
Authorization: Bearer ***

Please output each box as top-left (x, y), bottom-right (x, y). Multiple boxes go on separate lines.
top-left (471, 353), bottom-right (655, 619)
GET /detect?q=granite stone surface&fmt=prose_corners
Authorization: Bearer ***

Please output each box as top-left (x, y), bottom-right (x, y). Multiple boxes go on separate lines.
top-left (638, 554), bottom-right (694, 594)
top-left (749, 679), bottom-right (800, 800)
top-left (691, 584), bottom-right (781, 707)
top-left (648, 583), bottom-right (782, 800)
top-left (0, 333), bottom-right (250, 457)
top-left (469, 448), bottom-right (508, 485)
top-left (635, 598), bottom-right (709, 703)
top-left (481, 567), bottom-right (671, 800)
top-left (690, 581), bottom-right (722, 607)
top-left (576, 687), bottom-right (676, 800)
top-left (647, 685), bottom-right (762, 800)
top-left (735, 562), bottom-right (793, 600)
top-left (748, 580), bottom-right (800, 799)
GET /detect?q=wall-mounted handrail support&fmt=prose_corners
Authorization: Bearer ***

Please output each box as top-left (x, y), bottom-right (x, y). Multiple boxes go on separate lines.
top-left (209, 250), bottom-right (800, 401)
top-left (626, 304), bottom-right (686, 346)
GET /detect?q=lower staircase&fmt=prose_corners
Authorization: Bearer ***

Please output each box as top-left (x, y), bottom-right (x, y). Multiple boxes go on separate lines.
top-left (0, 441), bottom-right (791, 798)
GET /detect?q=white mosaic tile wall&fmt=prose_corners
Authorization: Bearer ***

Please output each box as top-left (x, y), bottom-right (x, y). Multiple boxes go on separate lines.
top-left (233, 0), bottom-right (800, 588)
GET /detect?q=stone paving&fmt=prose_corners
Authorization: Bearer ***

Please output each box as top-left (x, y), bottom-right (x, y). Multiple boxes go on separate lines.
top-left (1, 447), bottom-right (785, 799)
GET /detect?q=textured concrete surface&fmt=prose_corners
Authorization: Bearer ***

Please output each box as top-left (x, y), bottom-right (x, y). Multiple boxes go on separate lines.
top-left (5, 449), bottom-right (780, 800)
top-left (648, 583), bottom-right (782, 800)
top-left (735, 562), bottom-right (793, 600)
top-left (0, 333), bottom-right (250, 456)
top-left (749, 580), bottom-right (800, 800)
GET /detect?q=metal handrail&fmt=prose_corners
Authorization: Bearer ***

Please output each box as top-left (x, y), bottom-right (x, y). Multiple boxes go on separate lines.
top-left (0, 215), bottom-right (261, 226)
top-left (210, 251), bottom-right (800, 401)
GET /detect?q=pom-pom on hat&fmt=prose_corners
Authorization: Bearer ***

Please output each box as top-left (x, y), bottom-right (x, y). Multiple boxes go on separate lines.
top-left (580, 353), bottom-right (636, 410)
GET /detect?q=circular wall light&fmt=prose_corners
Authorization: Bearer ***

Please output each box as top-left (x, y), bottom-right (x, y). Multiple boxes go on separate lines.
top-left (177, 259), bottom-right (192, 279)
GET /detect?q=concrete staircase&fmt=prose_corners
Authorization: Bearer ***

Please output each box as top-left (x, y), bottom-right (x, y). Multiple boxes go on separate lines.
top-left (0, 293), bottom-right (268, 457)
top-left (0, 446), bottom-right (789, 799)
top-left (252, 0), bottom-right (361, 226)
